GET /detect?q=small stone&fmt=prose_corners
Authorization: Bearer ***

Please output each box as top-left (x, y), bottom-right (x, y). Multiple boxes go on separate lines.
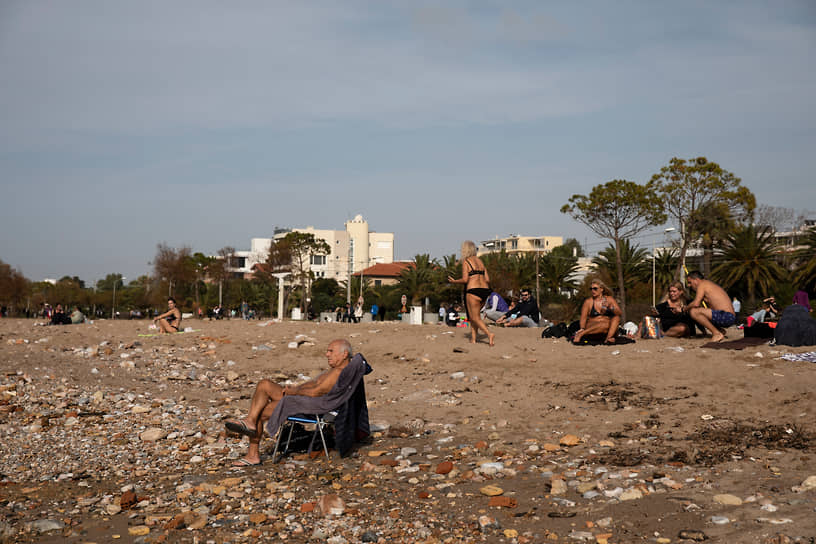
top-left (436, 461), bottom-right (453, 474)
top-left (489, 496), bottom-right (518, 508)
top-left (128, 526), bottom-right (150, 536)
top-left (504, 529), bottom-right (519, 538)
top-left (678, 529), bottom-right (708, 541)
top-left (792, 475), bottom-right (816, 492)
top-left (550, 479), bottom-right (567, 495)
top-left (479, 485), bottom-right (504, 496)
top-left (560, 434), bottom-right (580, 446)
top-left (478, 515), bottom-right (500, 530)
top-left (120, 490), bottom-right (138, 509)
top-left (249, 513), bottom-right (267, 524)
top-left (300, 502), bottom-right (315, 513)
top-left (619, 488), bottom-right (643, 501)
top-left (317, 494), bottom-right (345, 516)
top-left (140, 428), bottom-right (166, 441)
top-left (710, 516), bottom-right (730, 525)
top-left (106, 504), bottom-right (122, 515)
top-left (713, 493), bottom-right (743, 506)
top-left (30, 519), bottom-right (65, 533)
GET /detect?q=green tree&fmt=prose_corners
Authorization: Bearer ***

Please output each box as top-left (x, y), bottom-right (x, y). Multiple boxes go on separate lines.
top-left (711, 224), bottom-right (786, 307)
top-left (552, 238), bottom-right (585, 259)
top-left (538, 252), bottom-right (579, 297)
top-left (398, 254), bottom-right (436, 305)
top-left (790, 228), bottom-right (816, 293)
top-left (561, 179), bottom-right (666, 318)
top-left (280, 232), bottom-right (330, 312)
top-left (591, 240), bottom-right (651, 295)
top-left (152, 243), bottom-right (194, 299)
top-left (651, 157), bottom-right (756, 281)
top-left (0, 260), bottom-right (30, 315)
top-left (653, 248), bottom-right (679, 295)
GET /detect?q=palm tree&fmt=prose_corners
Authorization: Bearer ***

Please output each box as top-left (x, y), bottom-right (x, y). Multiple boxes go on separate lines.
top-left (591, 240), bottom-right (650, 296)
top-left (653, 248), bottom-right (679, 295)
top-left (398, 254), bottom-right (437, 305)
top-left (791, 228), bottom-right (816, 293)
top-left (538, 252), bottom-right (580, 297)
top-left (711, 224), bottom-right (786, 306)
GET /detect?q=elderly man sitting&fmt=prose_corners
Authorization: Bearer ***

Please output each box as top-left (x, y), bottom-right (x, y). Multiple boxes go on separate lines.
top-left (224, 338), bottom-right (370, 466)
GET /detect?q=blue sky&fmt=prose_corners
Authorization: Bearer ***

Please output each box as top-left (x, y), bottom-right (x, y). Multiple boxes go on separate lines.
top-left (1, 1), bottom-right (814, 283)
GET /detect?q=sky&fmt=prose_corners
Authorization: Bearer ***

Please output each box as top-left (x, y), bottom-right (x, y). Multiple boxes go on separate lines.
top-left (1, 1), bottom-right (815, 284)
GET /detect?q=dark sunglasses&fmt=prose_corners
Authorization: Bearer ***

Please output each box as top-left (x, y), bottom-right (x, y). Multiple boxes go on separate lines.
top-left (590, 287), bottom-right (601, 291)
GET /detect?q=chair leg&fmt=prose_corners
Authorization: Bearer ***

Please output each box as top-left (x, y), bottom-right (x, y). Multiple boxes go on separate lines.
top-left (316, 422), bottom-right (330, 461)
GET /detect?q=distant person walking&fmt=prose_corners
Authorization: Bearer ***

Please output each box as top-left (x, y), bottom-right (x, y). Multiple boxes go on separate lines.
top-left (448, 240), bottom-right (495, 346)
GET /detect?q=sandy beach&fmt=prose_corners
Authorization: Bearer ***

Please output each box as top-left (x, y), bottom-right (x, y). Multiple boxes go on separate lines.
top-left (0, 317), bottom-right (814, 543)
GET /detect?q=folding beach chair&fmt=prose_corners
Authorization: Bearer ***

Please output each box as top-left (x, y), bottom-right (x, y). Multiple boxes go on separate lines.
top-left (270, 355), bottom-right (372, 463)
top-left (270, 410), bottom-right (337, 462)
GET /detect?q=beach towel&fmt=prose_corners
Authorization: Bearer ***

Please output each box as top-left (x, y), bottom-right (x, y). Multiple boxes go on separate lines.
top-left (700, 336), bottom-right (768, 350)
top-left (265, 353), bottom-right (372, 456)
top-left (778, 352), bottom-right (816, 363)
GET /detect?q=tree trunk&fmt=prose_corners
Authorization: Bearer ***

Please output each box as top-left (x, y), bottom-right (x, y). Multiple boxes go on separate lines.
top-left (614, 237), bottom-right (627, 321)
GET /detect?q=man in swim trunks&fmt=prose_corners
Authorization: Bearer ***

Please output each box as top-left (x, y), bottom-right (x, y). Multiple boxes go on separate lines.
top-left (686, 271), bottom-right (735, 343)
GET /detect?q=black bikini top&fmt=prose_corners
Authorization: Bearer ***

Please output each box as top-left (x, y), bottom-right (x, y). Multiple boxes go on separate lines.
top-left (466, 259), bottom-right (485, 276)
top-left (589, 298), bottom-right (616, 317)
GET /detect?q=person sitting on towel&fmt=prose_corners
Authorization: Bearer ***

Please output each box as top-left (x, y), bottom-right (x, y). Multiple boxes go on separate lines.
top-left (573, 279), bottom-right (622, 344)
top-left (224, 338), bottom-right (354, 466)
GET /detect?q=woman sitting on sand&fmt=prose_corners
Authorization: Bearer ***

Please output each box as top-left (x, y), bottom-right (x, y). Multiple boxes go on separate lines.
top-left (573, 279), bottom-right (622, 344)
top-left (448, 240), bottom-right (495, 346)
top-left (154, 297), bottom-right (182, 333)
top-left (652, 281), bottom-right (694, 337)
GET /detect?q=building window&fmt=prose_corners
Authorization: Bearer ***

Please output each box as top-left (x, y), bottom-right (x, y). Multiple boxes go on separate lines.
top-left (510, 240), bottom-right (518, 250)
top-left (375, 280), bottom-right (382, 286)
top-left (311, 255), bottom-right (326, 266)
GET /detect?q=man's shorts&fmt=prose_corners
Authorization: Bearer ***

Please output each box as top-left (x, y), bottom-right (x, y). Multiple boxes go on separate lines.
top-left (710, 310), bottom-right (736, 328)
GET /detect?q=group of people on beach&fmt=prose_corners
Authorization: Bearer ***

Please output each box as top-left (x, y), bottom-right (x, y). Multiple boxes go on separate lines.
top-left (445, 239), bottom-right (812, 347)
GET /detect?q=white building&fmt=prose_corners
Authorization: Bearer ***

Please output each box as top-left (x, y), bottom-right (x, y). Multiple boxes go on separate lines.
top-left (231, 215), bottom-right (394, 284)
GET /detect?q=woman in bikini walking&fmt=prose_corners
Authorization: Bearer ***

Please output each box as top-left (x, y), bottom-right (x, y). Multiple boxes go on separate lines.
top-left (448, 240), bottom-right (495, 346)
top-left (154, 297), bottom-right (182, 334)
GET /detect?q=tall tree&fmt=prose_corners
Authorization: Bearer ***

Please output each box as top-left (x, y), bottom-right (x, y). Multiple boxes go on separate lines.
top-left (693, 201), bottom-right (738, 277)
top-left (711, 224), bottom-right (786, 307)
top-left (397, 254), bottom-right (435, 305)
top-left (653, 248), bottom-right (679, 295)
top-left (152, 243), bottom-right (194, 298)
top-left (791, 228), bottom-right (816, 293)
top-left (280, 232), bottom-right (330, 311)
top-left (0, 260), bottom-right (29, 314)
top-left (561, 179), bottom-right (666, 318)
top-left (538, 251), bottom-right (580, 297)
top-left (591, 240), bottom-right (651, 296)
top-left (650, 157), bottom-right (756, 281)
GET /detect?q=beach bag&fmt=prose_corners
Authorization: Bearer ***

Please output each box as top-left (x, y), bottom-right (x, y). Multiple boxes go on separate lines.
top-left (541, 322), bottom-right (568, 338)
top-left (774, 304), bottom-right (816, 346)
top-left (640, 316), bottom-right (663, 339)
top-left (744, 322), bottom-right (775, 338)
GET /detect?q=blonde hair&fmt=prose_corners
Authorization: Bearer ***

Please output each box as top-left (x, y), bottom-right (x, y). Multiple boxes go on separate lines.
top-left (461, 240), bottom-right (477, 259)
top-left (589, 278), bottom-right (612, 297)
top-left (662, 281), bottom-right (687, 303)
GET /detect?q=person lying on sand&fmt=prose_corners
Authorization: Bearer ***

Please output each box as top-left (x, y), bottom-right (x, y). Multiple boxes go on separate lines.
top-left (686, 271), bottom-right (735, 343)
top-left (224, 338), bottom-right (353, 466)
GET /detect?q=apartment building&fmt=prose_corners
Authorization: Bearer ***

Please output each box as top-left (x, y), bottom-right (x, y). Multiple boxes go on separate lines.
top-left (230, 215), bottom-right (394, 283)
top-left (477, 235), bottom-right (563, 256)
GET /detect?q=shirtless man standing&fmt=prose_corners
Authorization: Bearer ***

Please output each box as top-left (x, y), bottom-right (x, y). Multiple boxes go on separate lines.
top-left (686, 271), bottom-right (736, 343)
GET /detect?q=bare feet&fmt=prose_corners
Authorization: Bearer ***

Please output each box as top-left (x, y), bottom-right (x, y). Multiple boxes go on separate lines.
top-left (488, 333), bottom-right (495, 347)
top-left (605, 336), bottom-right (616, 344)
top-left (711, 332), bottom-right (726, 343)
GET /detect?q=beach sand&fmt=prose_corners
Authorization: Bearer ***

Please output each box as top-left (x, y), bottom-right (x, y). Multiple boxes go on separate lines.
top-left (0, 317), bottom-right (814, 542)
